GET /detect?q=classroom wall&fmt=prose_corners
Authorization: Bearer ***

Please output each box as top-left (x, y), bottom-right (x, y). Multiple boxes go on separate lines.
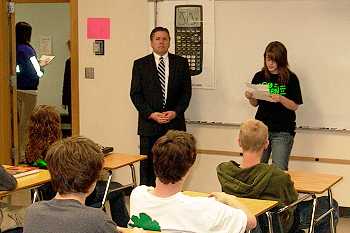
top-left (15, 3), bottom-right (70, 111)
top-left (78, 0), bottom-right (149, 182)
top-left (78, 1), bottom-right (350, 206)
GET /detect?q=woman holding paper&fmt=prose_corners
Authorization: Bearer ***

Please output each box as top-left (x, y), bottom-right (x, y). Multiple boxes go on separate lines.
top-left (245, 41), bottom-right (303, 170)
top-left (16, 21), bottom-right (49, 162)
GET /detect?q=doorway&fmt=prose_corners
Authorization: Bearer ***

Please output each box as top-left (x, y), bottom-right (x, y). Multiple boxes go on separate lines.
top-left (0, 0), bottom-right (79, 164)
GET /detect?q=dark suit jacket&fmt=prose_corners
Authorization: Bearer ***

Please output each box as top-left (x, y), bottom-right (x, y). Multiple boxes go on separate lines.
top-left (130, 53), bottom-right (192, 136)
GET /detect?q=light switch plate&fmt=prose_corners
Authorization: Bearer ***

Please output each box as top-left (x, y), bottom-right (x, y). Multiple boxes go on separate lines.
top-left (85, 67), bottom-right (94, 79)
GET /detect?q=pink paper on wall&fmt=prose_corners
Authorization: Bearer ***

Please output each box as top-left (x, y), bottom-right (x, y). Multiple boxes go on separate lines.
top-left (87, 18), bottom-right (110, 39)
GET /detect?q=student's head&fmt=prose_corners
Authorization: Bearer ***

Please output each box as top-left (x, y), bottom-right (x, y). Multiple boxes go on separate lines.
top-left (25, 105), bottom-right (61, 163)
top-left (239, 120), bottom-right (268, 153)
top-left (150, 26), bottom-right (170, 56)
top-left (263, 41), bottom-right (289, 83)
top-left (46, 136), bottom-right (104, 195)
top-left (152, 130), bottom-right (197, 184)
top-left (16, 21), bottom-right (32, 45)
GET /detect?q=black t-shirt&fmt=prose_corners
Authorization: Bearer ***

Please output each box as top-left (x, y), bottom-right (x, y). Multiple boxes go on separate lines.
top-left (252, 70), bottom-right (303, 133)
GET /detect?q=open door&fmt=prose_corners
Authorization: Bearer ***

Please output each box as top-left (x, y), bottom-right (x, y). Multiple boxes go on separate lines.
top-left (0, 0), bottom-right (79, 165)
top-left (0, 0), bottom-right (17, 164)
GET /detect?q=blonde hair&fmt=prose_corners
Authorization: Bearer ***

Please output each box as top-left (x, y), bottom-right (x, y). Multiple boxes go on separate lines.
top-left (239, 120), bottom-right (268, 152)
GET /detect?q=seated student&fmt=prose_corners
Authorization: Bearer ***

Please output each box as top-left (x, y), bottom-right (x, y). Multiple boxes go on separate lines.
top-left (130, 130), bottom-right (256, 232)
top-left (26, 105), bottom-right (129, 226)
top-left (0, 166), bottom-right (21, 233)
top-left (216, 119), bottom-right (338, 233)
top-left (217, 119), bottom-right (297, 233)
top-left (23, 136), bottom-right (119, 233)
top-left (0, 165), bottom-right (17, 191)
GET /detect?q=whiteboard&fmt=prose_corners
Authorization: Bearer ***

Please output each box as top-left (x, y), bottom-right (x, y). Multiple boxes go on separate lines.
top-left (152, 0), bottom-right (350, 129)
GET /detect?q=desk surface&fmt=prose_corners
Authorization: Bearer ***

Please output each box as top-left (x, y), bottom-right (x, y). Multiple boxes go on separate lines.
top-left (104, 153), bottom-right (147, 170)
top-left (0, 169), bottom-right (51, 198)
top-left (289, 170), bottom-right (343, 194)
top-left (118, 228), bottom-right (158, 233)
top-left (183, 191), bottom-right (278, 216)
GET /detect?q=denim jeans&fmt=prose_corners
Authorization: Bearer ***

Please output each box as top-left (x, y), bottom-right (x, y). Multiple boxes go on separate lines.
top-left (261, 132), bottom-right (294, 170)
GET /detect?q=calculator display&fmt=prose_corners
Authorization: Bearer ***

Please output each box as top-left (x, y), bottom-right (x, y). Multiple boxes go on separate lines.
top-left (175, 5), bottom-right (203, 76)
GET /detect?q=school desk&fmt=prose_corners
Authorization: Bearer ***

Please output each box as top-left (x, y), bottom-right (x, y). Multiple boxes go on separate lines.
top-left (101, 153), bottom-right (146, 208)
top-left (182, 191), bottom-right (278, 217)
top-left (0, 168), bottom-right (51, 202)
top-left (289, 170), bottom-right (342, 233)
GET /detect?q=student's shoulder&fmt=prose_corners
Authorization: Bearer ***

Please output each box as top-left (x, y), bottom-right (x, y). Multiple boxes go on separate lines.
top-left (288, 70), bottom-right (300, 82)
top-left (252, 70), bottom-right (265, 83)
top-left (270, 164), bottom-right (293, 182)
top-left (130, 185), bottom-right (152, 199)
top-left (81, 206), bottom-right (118, 232)
top-left (17, 44), bottom-right (35, 55)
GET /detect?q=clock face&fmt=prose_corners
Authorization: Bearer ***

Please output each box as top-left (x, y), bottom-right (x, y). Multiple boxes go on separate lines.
top-left (176, 6), bottom-right (201, 27)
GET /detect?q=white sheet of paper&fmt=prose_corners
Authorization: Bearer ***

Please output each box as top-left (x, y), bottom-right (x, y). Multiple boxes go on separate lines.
top-left (39, 55), bottom-right (55, 66)
top-left (246, 83), bottom-right (275, 102)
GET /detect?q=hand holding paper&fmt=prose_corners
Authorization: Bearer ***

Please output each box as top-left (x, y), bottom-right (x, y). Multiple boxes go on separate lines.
top-left (246, 83), bottom-right (276, 102)
top-left (39, 55), bottom-right (55, 67)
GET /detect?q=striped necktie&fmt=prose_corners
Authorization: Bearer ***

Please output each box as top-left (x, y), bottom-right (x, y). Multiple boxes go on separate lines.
top-left (158, 56), bottom-right (166, 107)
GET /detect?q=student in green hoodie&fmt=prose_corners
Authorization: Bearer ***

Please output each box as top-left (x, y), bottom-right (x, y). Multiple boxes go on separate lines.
top-left (217, 119), bottom-right (298, 233)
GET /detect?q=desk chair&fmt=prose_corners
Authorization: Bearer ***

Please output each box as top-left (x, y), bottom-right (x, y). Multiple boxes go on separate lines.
top-left (85, 180), bottom-right (130, 227)
top-left (265, 194), bottom-right (339, 233)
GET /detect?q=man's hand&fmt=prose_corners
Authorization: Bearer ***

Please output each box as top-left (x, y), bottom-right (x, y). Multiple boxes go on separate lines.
top-left (163, 111), bottom-right (176, 122)
top-left (148, 112), bottom-right (168, 124)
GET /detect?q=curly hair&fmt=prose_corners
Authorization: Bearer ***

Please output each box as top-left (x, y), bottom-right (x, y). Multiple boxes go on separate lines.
top-left (25, 105), bottom-right (61, 163)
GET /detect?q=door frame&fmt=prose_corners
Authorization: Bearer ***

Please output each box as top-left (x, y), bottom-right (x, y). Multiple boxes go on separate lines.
top-left (0, 0), bottom-right (79, 164)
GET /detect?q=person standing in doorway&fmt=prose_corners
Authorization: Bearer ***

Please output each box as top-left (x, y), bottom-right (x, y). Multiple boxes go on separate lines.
top-left (130, 26), bottom-right (192, 186)
top-left (16, 21), bottom-right (48, 162)
top-left (245, 41), bottom-right (303, 170)
top-left (62, 40), bottom-right (71, 127)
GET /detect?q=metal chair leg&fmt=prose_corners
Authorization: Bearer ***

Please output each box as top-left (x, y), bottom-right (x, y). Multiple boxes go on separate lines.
top-left (266, 211), bottom-right (274, 233)
top-left (308, 194), bottom-right (317, 233)
top-left (101, 170), bottom-right (113, 209)
top-left (328, 189), bottom-right (336, 233)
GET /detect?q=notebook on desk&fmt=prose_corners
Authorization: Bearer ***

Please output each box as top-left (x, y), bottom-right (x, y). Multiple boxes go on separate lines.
top-left (6, 166), bottom-right (41, 178)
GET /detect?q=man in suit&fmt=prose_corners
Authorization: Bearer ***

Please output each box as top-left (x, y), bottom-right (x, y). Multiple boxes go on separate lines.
top-left (130, 26), bottom-right (192, 186)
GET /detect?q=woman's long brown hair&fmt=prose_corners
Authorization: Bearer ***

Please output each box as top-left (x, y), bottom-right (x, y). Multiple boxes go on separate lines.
top-left (25, 105), bottom-right (61, 163)
top-left (262, 41), bottom-right (290, 84)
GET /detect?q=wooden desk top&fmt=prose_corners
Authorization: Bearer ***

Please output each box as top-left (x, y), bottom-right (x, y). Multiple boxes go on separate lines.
top-left (103, 153), bottom-right (147, 170)
top-left (118, 228), bottom-right (158, 233)
top-left (289, 170), bottom-right (343, 194)
top-left (0, 169), bottom-right (51, 198)
top-left (182, 191), bottom-right (278, 216)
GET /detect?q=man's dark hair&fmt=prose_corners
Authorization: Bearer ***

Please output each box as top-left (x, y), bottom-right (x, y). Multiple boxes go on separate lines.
top-left (46, 136), bottom-right (103, 194)
top-left (16, 21), bottom-right (32, 45)
top-left (152, 130), bottom-right (196, 184)
top-left (150, 26), bottom-right (170, 40)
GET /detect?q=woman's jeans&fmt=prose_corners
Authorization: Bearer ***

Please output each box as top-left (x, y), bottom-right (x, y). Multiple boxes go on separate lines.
top-left (261, 132), bottom-right (294, 170)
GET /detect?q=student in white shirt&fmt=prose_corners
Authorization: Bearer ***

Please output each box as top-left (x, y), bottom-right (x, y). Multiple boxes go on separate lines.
top-left (130, 130), bottom-right (257, 233)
